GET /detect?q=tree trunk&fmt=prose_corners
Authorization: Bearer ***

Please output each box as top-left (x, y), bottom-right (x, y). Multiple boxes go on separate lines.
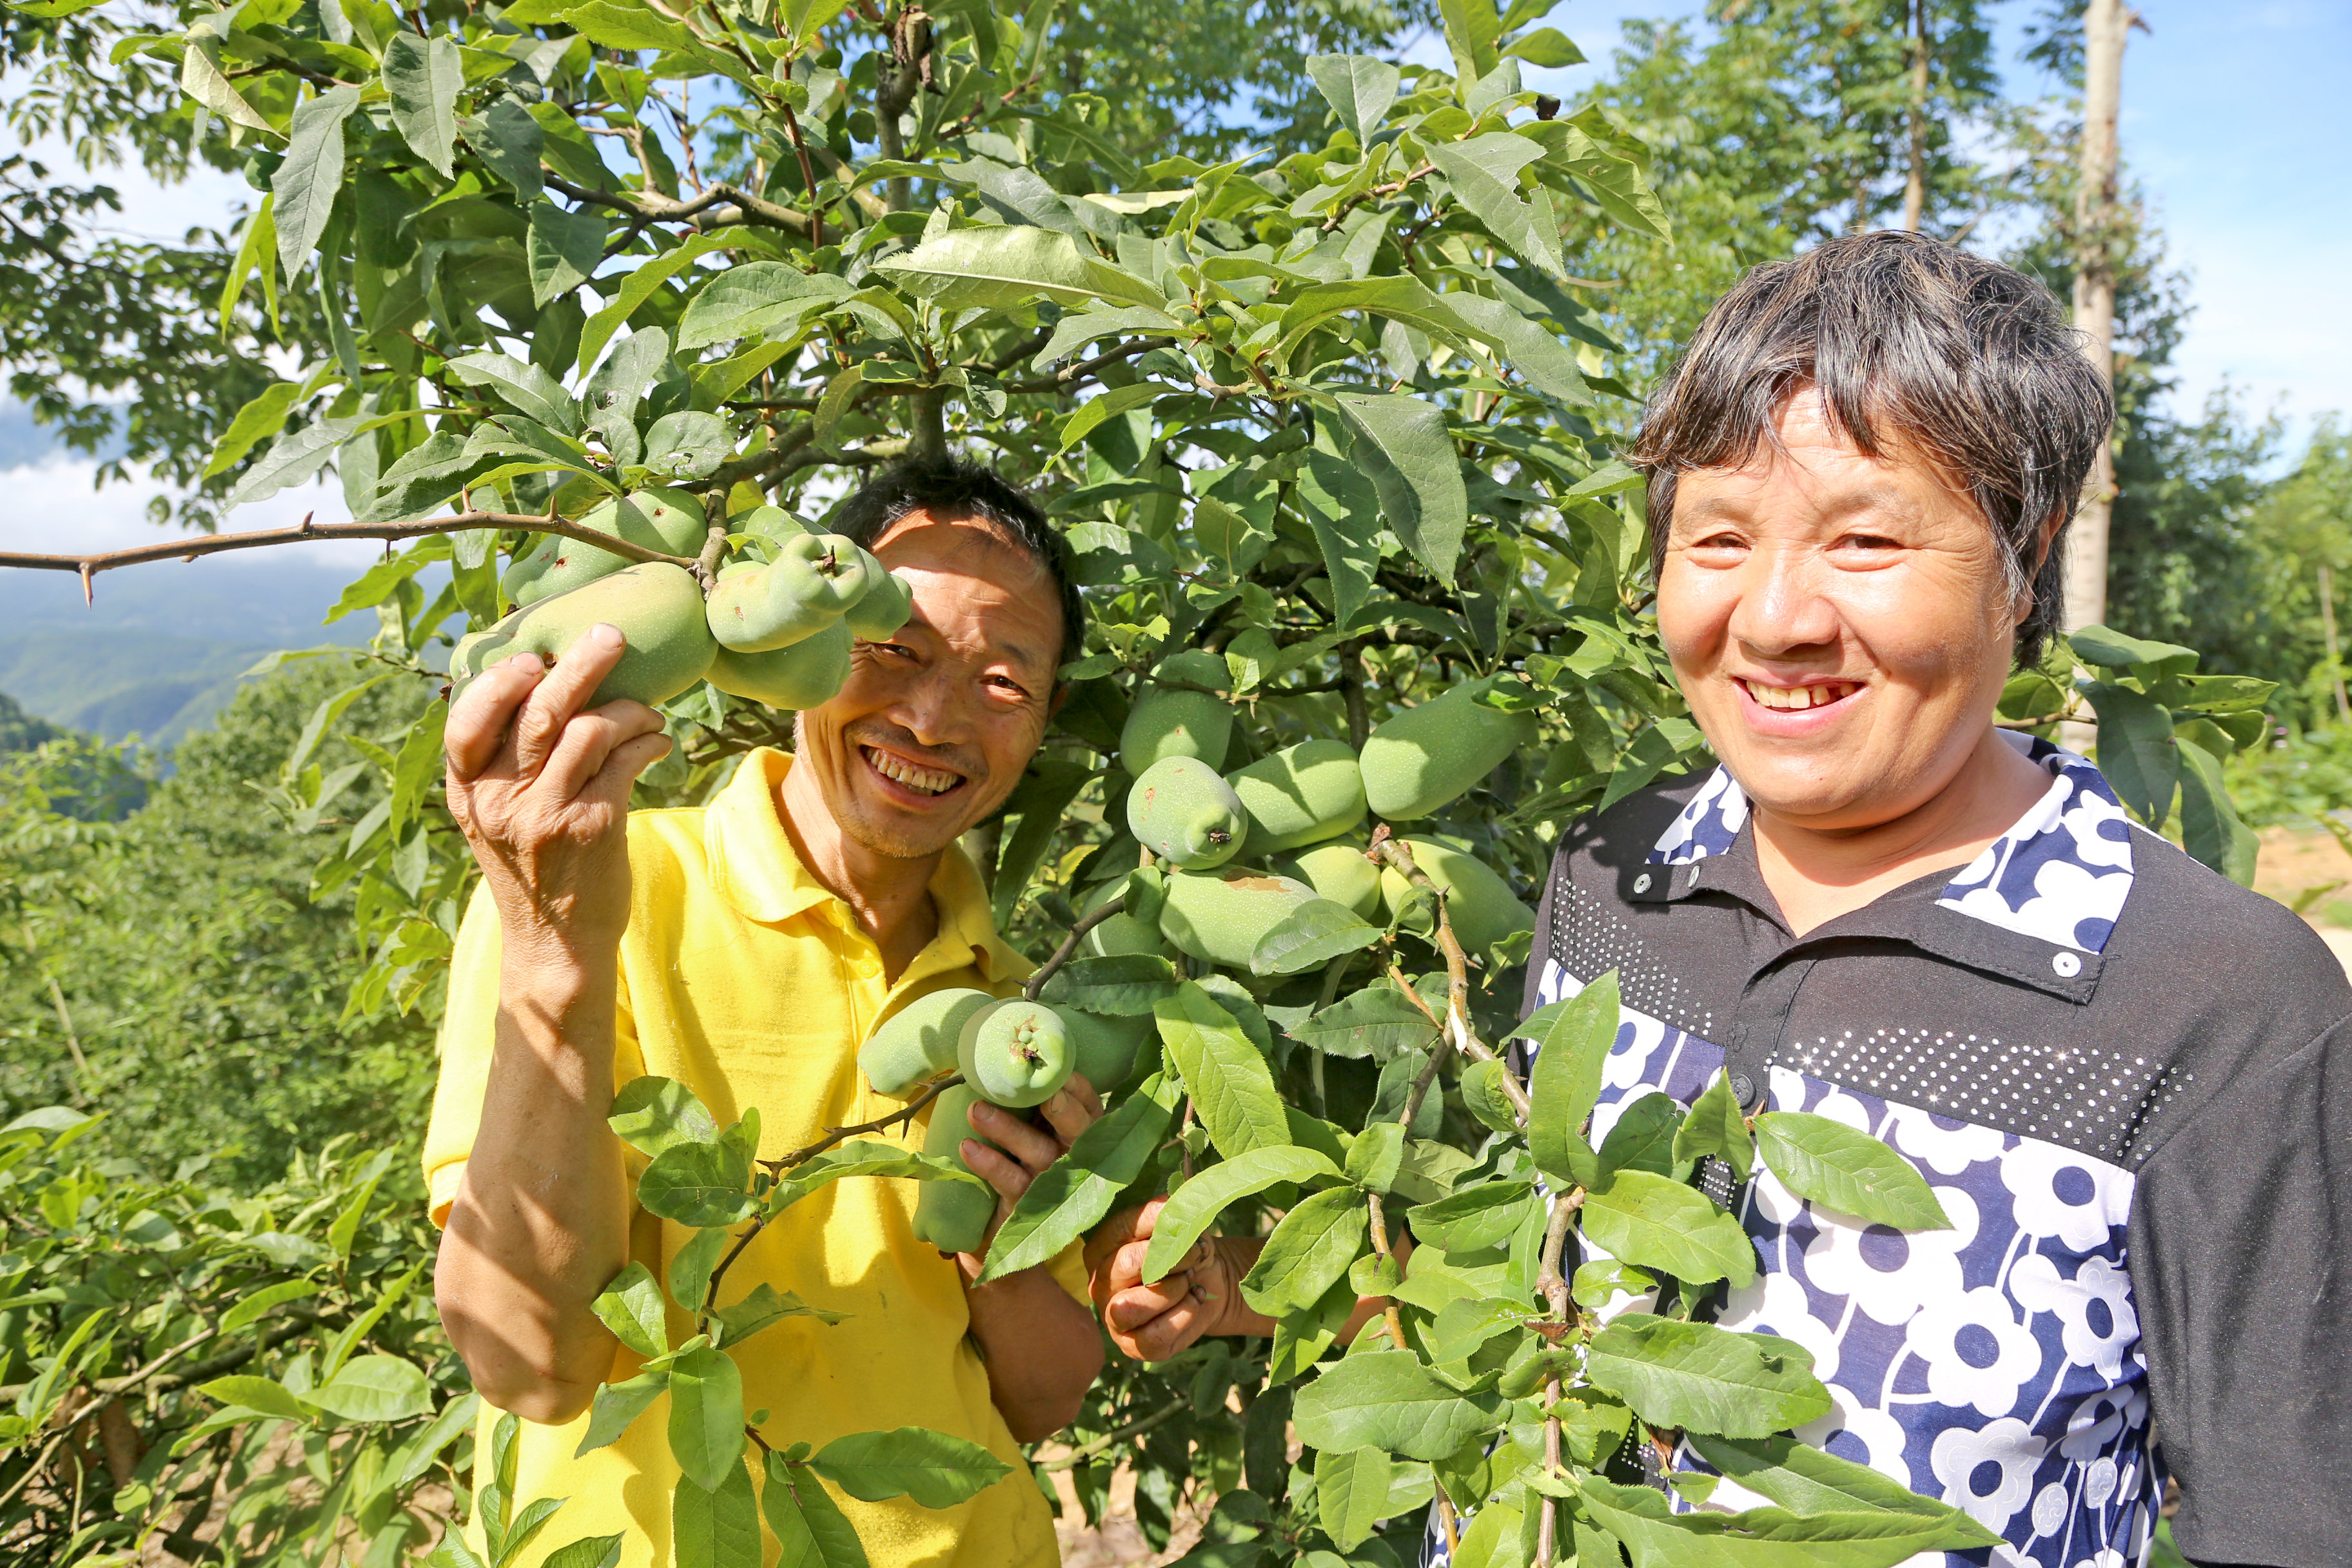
top-left (2322, 562), bottom-right (2351, 725)
top-left (2061, 0), bottom-right (2132, 635)
top-left (1901, 0), bottom-right (1929, 232)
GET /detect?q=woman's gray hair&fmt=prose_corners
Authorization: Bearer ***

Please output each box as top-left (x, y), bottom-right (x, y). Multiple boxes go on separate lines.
top-left (1629, 230), bottom-right (2113, 666)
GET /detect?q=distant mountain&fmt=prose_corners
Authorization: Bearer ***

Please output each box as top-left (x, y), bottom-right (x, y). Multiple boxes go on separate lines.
top-left (0, 689), bottom-right (64, 754)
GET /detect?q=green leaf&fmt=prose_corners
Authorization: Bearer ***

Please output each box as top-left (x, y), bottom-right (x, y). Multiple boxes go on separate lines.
top-left (591, 1261), bottom-right (669, 1358)
top-left (203, 382), bottom-right (302, 478)
top-left (1683, 1434), bottom-right (2002, 1547)
top-left (2068, 623), bottom-right (2199, 673)
top-left (219, 1279), bottom-right (320, 1334)
top-left (1754, 1112), bottom-right (1951, 1231)
top-left (273, 86), bottom-right (362, 278)
top-left (977, 1071), bottom-right (1179, 1282)
top-left (1250, 897), bottom-right (1384, 975)
top-left (1504, 25), bottom-right (1583, 65)
top-left (1576, 1475), bottom-right (1969, 1568)
top-left (447, 352), bottom-right (578, 436)
top-left (1585, 1313), bottom-right (1828, 1439)
top-left (574, 1370), bottom-right (667, 1456)
top-left (2083, 680), bottom-right (2179, 827)
top-left (638, 1138), bottom-right (756, 1228)
top-left (1525, 970), bottom-right (1617, 1188)
top-left (1142, 1145), bottom-right (1342, 1281)
top-left (671, 1460), bottom-right (761, 1568)
top-left (499, 1496), bottom-right (570, 1568)
top-left (180, 34), bottom-right (277, 139)
top-left (808, 1427), bottom-right (1014, 1507)
top-left (529, 203), bottom-right (609, 307)
top-left (761, 1455), bottom-right (870, 1568)
top-left (675, 262), bottom-right (852, 351)
top-left (1431, 133), bottom-right (1564, 280)
top-left (712, 1282), bottom-right (845, 1347)
top-left (383, 33), bottom-right (462, 177)
top-left (2175, 736), bottom-right (2260, 886)
top-left (199, 1374), bottom-right (313, 1421)
top-left (1331, 391), bottom-right (1467, 583)
top-left (878, 226), bottom-right (1166, 314)
top-left (1673, 1070), bottom-right (1754, 1180)
top-left (580, 230), bottom-right (739, 369)
top-left (778, 0), bottom-right (854, 46)
top-left (1039, 953), bottom-right (1180, 1015)
top-left (1305, 54), bottom-right (1400, 144)
top-left (609, 1076), bottom-right (720, 1156)
top-left (228, 415), bottom-right (360, 510)
top-left (1288, 986), bottom-right (1438, 1061)
top-left (1580, 1170), bottom-right (1756, 1286)
top-left (1292, 1349), bottom-right (1504, 1462)
top-left (1406, 1181), bottom-right (1534, 1253)
top-left (669, 1227), bottom-right (728, 1314)
top-left (1295, 443), bottom-right (1384, 625)
top-left (307, 1353), bottom-right (430, 1422)
top-left (1055, 382), bottom-right (1162, 456)
top-left (1344, 1121), bottom-right (1406, 1194)
top-left (541, 1535), bottom-right (627, 1568)
top-left (1156, 981), bottom-right (1289, 1157)
top-left (1598, 1089), bottom-right (1684, 1178)
top-left (1239, 1185), bottom-right (1368, 1315)
top-left (763, 1139), bottom-right (986, 1216)
top-left (667, 1346), bottom-right (747, 1493)
top-left (1316, 1446), bottom-right (1395, 1551)
top-left (562, 0), bottom-right (696, 52)
top-left (1443, 291), bottom-right (1590, 406)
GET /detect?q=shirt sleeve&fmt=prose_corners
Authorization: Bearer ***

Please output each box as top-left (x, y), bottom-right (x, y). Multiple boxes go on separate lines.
top-left (2128, 1013), bottom-right (2352, 1568)
top-left (1522, 837), bottom-right (1574, 1020)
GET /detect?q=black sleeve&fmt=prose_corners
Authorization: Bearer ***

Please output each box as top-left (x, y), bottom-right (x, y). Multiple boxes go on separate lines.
top-left (1522, 836), bottom-right (1573, 1021)
top-left (2130, 1014), bottom-right (2352, 1568)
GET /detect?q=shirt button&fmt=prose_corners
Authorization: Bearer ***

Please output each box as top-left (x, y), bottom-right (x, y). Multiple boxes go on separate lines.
top-left (1729, 1072), bottom-right (1758, 1108)
top-left (2052, 951), bottom-right (2082, 978)
top-left (1632, 873), bottom-right (1652, 894)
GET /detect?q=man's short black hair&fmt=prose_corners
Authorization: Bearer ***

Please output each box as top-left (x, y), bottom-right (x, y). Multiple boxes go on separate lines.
top-left (827, 456), bottom-right (1084, 674)
top-left (1630, 230), bottom-right (2113, 666)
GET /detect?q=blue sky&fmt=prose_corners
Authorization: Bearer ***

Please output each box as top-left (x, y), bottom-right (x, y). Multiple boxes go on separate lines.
top-left (1, 0), bottom-right (2345, 566)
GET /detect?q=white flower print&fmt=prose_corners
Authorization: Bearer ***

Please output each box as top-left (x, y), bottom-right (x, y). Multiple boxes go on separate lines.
top-left (2001, 1138), bottom-right (2131, 1251)
top-left (1884, 1101), bottom-right (2010, 1176)
top-left (2070, 1552), bottom-right (2126, 1568)
top-left (1905, 1284), bottom-right (2045, 1418)
top-left (1794, 1389), bottom-right (1912, 1484)
top-left (2010, 1251), bottom-right (2139, 1378)
top-left (2030, 1480), bottom-right (2071, 1538)
top-left (1598, 1011), bottom-right (1670, 1097)
top-left (1718, 1265), bottom-right (1845, 1383)
top-left (1931, 1416), bottom-right (2046, 1529)
top-left (1801, 1186), bottom-right (1981, 1329)
top-left (2056, 1386), bottom-right (2146, 1464)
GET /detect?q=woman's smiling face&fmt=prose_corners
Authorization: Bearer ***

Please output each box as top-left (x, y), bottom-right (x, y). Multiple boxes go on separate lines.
top-left (1656, 389), bottom-right (2032, 833)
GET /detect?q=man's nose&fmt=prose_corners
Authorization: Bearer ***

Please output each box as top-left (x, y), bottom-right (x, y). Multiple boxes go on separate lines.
top-left (1727, 540), bottom-right (1841, 656)
top-left (890, 667), bottom-right (968, 749)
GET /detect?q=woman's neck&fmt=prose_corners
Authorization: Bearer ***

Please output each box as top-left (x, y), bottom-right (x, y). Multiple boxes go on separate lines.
top-left (1750, 727), bottom-right (2055, 937)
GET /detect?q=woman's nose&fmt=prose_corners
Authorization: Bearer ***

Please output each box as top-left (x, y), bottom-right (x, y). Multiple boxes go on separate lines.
top-left (1728, 542), bottom-right (1841, 655)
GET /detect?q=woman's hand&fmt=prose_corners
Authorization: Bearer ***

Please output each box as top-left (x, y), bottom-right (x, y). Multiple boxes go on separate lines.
top-left (442, 627), bottom-right (672, 966)
top-left (1085, 1198), bottom-right (1267, 1362)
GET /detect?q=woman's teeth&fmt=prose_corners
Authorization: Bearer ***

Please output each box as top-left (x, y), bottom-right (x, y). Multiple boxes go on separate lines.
top-left (1742, 680), bottom-right (1858, 712)
top-left (864, 747), bottom-right (961, 796)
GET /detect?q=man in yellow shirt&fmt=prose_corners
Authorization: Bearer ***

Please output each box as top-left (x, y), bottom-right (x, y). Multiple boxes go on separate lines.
top-left (424, 460), bottom-right (1103, 1567)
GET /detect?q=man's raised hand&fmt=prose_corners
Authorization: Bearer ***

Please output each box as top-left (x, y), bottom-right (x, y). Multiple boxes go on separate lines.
top-left (443, 623), bottom-right (673, 961)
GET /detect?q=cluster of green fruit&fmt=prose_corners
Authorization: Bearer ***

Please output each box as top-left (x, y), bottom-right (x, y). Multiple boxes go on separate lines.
top-left (857, 652), bottom-right (1549, 1253)
top-left (447, 491), bottom-right (917, 712)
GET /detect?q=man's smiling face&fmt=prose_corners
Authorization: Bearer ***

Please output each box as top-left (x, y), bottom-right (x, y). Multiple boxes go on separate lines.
top-left (795, 508), bottom-right (1064, 860)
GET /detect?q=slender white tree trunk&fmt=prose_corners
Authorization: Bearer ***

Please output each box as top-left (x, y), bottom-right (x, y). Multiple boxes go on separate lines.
top-left (2063, 0), bottom-right (2132, 634)
top-left (1901, 0), bottom-right (1929, 232)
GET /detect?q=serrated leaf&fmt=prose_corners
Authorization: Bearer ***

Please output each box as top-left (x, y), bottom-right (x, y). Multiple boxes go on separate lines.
top-left (609, 1076), bottom-right (719, 1156)
top-left (1431, 132), bottom-right (1564, 280)
top-left (204, 382), bottom-right (302, 479)
top-left (711, 1282), bottom-right (845, 1346)
top-left (1239, 1185), bottom-right (1367, 1315)
top-left (1142, 1144), bottom-right (1342, 1281)
top-left (808, 1427), bottom-right (1013, 1507)
top-left (1583, 1314), bottom-right (1830, 1440)
top-left (1250, 897), bottom-right (1384, 975)
top-left (1581, 1169), bottom-right (1755, 1286)
top-left (307, 1353), bottom-right (429, 1422)
top-left (228, 416), bottom-right (360, 511)
top-left (1156, 981), bottom-right (1289, 1158)
top-left (1288, 986), bottom-right (1438, 1062)
top-left (2082, 680), bottom-right (2179, 827)
top-left (1317, 1445), bottom-right (1395, 1551)
top-left (636, 1138), bottom-right (755, 1227)
top-left (529, 202), bottom-right (609, 306)
top-left (1673, 1068), bottom-right (1753, 1181)
top-left (879, 226), bottom-right (1167, 314)
top-left (273, 86), bottom-right (361, 278)
top-left (977, 1072), bottom-right (1178, 1282)
top-left (1293, 1349), bottom-right (1504, 1462)
top-left (574, 1370), bottom-right (667, 1456)
top-left (1041, 953), bottom-right (1180, 1015)
top-left (383, 33), bottom-right (462, 177)
top-left (1305, 54), bottom-right (1400, 144)
top-left (1525, 970), bottom-right (1617, 1188)
top-left (667, 1346), bottom-right (747, 1493)
top-left (671, 1460), bottom-right (760, 1568)
top-left (591, 1261), bottom-right (669, 1358)
top-left (1683, 1433), bottom-right (2002, 1547)
top-left (1754, 1112), bottom-right (1950, 1231)
top-left (447, 351), bottom-right (578, 436)
top-left (2175, 735), bottom-right (2260, 886)
top-left (1331, 391), bottom-right (1466, 583)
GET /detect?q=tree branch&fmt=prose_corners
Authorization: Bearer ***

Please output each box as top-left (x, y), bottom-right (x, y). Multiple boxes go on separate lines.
top-left (545, 172), bottom-right (814, 238)
top-left (1023, 896), bottom-right (1126, 1002)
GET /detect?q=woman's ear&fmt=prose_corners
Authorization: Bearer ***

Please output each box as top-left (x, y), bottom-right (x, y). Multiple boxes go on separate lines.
top-left (2012, 505), bottom-right (2070, 627)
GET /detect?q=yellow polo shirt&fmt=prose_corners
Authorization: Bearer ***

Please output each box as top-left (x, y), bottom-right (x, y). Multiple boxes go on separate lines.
top-left (423, 747), bottom-right (1081, 1568)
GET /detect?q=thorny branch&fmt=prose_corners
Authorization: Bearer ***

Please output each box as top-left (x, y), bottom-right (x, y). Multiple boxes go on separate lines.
top-left (1023, 896), bottom-right (1128, 1002)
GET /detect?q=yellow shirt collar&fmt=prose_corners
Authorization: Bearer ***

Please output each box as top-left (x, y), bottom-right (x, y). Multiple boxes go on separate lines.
top-left (703, 747), bottom-right (1028, 984)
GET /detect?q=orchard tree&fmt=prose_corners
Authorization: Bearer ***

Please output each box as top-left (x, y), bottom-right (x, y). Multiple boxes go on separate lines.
top-left (0, 0), bottom-right (2275, 1563)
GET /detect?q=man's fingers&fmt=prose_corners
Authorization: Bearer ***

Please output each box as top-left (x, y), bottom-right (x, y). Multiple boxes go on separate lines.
top-left (961, 1138), bottom-right (1032, 1203)
top-left (1037, 1076), bottom-right (1104, 1146)
top-left (583, 728), bottom-right (675, 809)
top-left (967, 1102), bottom-right (1063, 1172)
top-left (445, 655), bottom-right (545, 781)
top-left (511, 625), bottom-right (626, 776)
top-left (537, 701), bottom-right (666, 804)
top-left (1105, 1277), bottom-right (1194, 1331)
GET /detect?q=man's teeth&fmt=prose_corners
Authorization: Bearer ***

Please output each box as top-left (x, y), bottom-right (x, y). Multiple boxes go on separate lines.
top-left (865, 747), bottom-right (961, 796)
top-left (1743, 680), bottom-right (1858, 712)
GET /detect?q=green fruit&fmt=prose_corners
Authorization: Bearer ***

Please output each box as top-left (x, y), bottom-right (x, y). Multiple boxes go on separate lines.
top-left (451, 562), bottom-right (716, 710)
top-left (705, 621), bottom-right (853, 710)
top-left (956, 998), bottom-right (1075, 1109)
top-left (705, 532), bottom-right (872, 652)
top-left (860, 987), bottom-right (995, 1099)
top-left (843, 564), bottom-right (915, 642)
top-left (1127, 756), bottom-right (1248, 871)
top-left (912, 1084), bottom-right (999, 1256)
top-left (1064, 1008), bottom-right (1152, 1092)
top-left (502, 489), bottom-right (708, 608)
top-left (1275, 840), bottom-right (1380, 919)
top-left (1118, 651), bottom-right (1232, 775)
top-left (1157, 867), bottom-right (1318, 970)
top-left (1359, 677), bottom-right (1539, 821)
top-left (1378, 838), bottom-right (1536, 959)
top-left (1079, 876), bottom-right (1174, 958)
top-left (1462, 1057), bottom-right (1519, 1133)
top-left (1228, 739), bottom-right (1367, 852)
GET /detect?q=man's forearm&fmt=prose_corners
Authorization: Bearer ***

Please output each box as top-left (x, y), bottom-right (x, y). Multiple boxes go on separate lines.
top-left (435, 956), bottom-right (632, 1424)
top-left (964, 1267), bottom-right (1105, 1443)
